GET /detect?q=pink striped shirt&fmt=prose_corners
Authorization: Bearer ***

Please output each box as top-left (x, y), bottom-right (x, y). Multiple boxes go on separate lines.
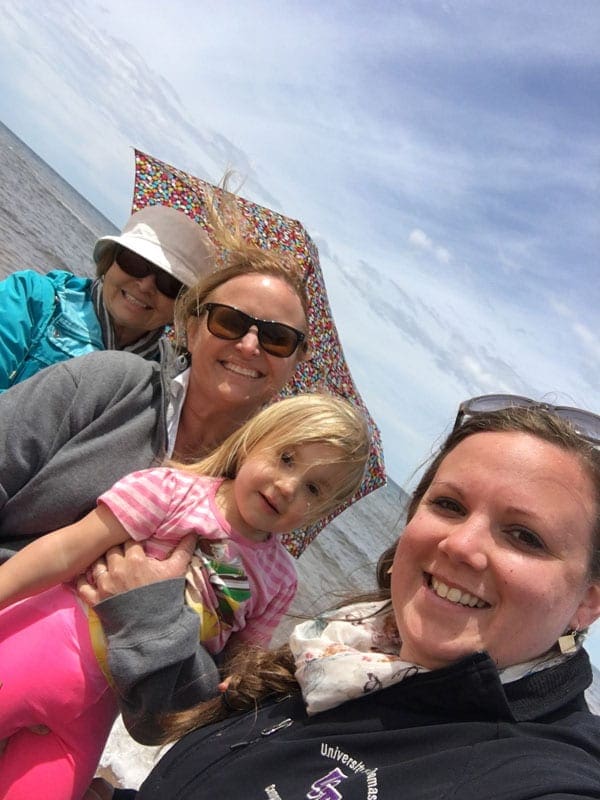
top-left (98, 468), bottom-right (297, 653)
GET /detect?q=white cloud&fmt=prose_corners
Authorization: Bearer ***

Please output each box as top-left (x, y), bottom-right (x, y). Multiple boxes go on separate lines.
top-left (435, 246), bottom-right (451, 265)
top-left (408, 228), bottom-right (452, 265)
top-left (408, 229), bottom-right (432, 249)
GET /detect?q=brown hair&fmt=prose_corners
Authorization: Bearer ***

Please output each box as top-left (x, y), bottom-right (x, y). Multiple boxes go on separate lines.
top-left (151, 404), bottom-right (600, 744)
top-left (95, 246), bottom-right (117, 278)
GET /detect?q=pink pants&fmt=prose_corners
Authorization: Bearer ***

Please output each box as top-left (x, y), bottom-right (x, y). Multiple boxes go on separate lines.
top-left (0, 584), bottom-right (118, 799)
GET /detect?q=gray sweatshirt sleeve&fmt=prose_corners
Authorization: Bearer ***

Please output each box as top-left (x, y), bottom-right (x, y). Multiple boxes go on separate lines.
top-left (94, 578), bottom-right (220, 744)
top-left (0, 358), bottom-right (78, 513)
top-left (0, 351), bottom-right (163, 544)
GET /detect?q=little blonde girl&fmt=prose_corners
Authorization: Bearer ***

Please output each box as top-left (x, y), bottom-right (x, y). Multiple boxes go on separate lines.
top-left (0, 393), bottom-right (370, 800)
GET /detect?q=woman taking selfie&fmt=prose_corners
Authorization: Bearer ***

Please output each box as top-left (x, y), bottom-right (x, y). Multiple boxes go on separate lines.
top-left (120, 395), bottom-right (600, 800)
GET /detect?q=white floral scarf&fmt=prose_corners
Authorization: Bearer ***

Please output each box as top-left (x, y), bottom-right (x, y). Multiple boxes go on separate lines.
top-left (289, 600), bottom-right (573, 715)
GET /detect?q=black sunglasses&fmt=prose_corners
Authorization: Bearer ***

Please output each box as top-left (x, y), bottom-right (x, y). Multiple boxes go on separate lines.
top-left (115, 247), bottom-right (184, 299)
top-left (454, 394), bottom-right (600, 445)
top-left (198, 302), bottom-right (306, 358)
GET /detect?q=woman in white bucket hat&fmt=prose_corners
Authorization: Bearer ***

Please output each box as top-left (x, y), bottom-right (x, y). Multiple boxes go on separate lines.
top-left (0, 205), bottom-right (214, 391)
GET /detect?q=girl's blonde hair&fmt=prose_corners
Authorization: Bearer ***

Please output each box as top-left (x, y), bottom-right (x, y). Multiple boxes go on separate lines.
top-left (170, 393), bottom-right (370, 526)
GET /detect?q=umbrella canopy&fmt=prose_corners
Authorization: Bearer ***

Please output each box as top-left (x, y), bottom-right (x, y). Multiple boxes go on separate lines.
top-left (131, 149), bottom-right (386, 557)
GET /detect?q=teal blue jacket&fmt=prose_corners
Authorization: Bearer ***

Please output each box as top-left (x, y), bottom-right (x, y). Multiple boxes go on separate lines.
top-left (0, 269), bottom-right (104, 391)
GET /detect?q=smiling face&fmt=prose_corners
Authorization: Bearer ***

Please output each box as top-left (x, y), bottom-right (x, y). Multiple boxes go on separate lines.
top-left (102, 261), bottom-right (175, 345)
top-left (186, 273), bottom-right (307, 419)
top-left (392, 431), bottom-right (600, 670)
top-left (219, 441), bottom-right (346, 541)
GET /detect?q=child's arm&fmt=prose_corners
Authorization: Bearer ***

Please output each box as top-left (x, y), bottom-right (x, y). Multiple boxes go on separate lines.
top-left (0, 503), bottom-right (130, 610)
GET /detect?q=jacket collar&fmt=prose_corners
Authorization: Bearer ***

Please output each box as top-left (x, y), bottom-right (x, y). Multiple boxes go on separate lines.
top-left (380, 648), bottom-right (592, 722)
top-left (159, 337), bottom-right (189, 380)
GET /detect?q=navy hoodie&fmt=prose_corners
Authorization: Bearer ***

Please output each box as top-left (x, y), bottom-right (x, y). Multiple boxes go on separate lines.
top-left (137, 648), bottom-right (600, 800)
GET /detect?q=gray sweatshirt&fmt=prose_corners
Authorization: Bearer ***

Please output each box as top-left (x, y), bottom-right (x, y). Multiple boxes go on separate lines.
top-left (0, 348), bottom-right (219, 740)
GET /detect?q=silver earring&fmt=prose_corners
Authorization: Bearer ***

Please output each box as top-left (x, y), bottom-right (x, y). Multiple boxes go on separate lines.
top-left (558, 630), bottom-right (578, 655)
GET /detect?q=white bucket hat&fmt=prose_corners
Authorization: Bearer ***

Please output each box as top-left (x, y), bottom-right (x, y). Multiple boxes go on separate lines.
top-left (93, 205), bottom-right (215, 287)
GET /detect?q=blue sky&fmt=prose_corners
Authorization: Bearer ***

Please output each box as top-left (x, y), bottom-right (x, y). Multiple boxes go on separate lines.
top-left (1, 0), bottom-right (600, 662)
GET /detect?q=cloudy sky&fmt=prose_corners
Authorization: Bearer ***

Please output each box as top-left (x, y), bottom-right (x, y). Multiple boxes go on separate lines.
top-left (2, 1), bottom-right (600, 660)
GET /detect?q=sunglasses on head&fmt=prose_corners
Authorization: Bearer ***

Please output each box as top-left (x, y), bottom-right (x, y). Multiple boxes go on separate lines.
top-left (198, 302), bottom-right (306, 358)
top-left (454, 393), bottom-right (600, 445)
top-left (115, 247), bottom-right (184, 299)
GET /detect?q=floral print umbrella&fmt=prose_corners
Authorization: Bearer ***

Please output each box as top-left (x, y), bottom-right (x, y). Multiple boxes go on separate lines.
top-left (131, 149), bottom-right (386, 557)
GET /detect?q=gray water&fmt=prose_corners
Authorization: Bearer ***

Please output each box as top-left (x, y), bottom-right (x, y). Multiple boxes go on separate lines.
top-left (0, 120), bottom-right (406, 617)
top-left (0, 120), bottom-right (118, 280)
